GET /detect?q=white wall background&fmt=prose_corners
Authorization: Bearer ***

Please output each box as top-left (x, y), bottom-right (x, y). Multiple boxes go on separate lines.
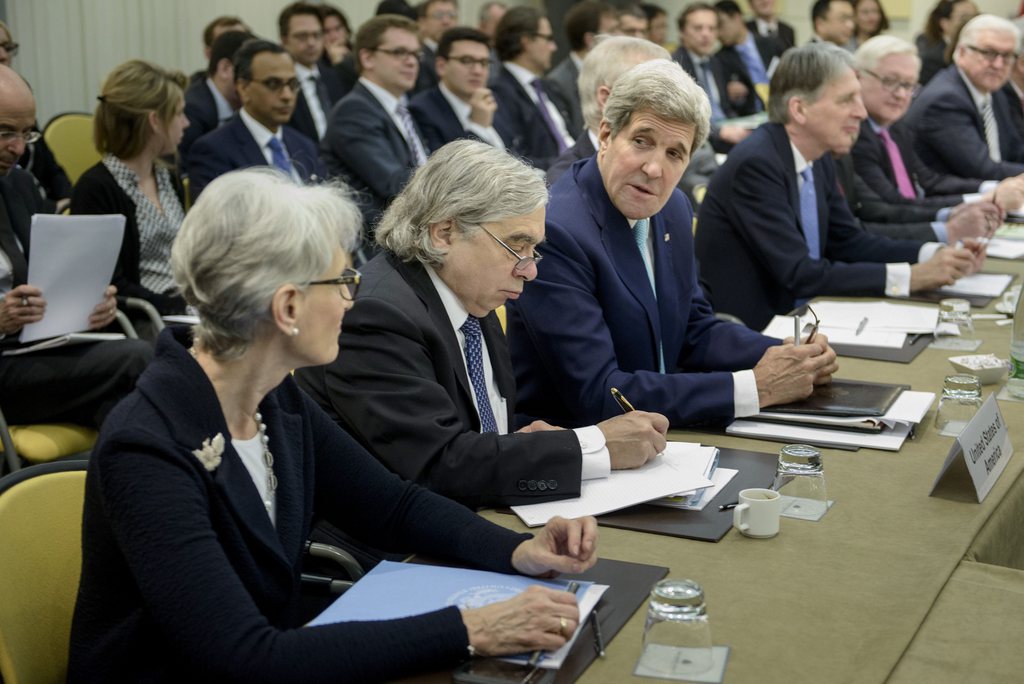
top-left (6, 0), bottom-right (1023, 126)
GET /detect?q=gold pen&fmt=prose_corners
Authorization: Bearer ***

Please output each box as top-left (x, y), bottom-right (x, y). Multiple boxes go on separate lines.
top-left (610, 387), bottom-right (636, 413)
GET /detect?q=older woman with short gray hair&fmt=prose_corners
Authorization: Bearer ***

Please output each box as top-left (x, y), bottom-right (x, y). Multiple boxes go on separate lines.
top-left (70, 168), bottom-right (599, 682)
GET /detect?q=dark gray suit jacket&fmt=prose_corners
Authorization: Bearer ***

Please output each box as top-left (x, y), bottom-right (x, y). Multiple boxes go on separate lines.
top-left (544, 56), bottom-right (584, 138)
top-left (295, 253), bottom-right (583, 508)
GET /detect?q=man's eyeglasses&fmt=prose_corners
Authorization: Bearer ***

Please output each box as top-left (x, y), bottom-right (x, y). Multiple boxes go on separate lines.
top-left (446, 55), bottom-right (490, 69)
top-left (0, 130), bottom-right (41, 145)
top-left (965, 44), bottom-right (1018, 65)
top-left (803, 304), bottom-right (820, 344)
top-left (531, 33), bottom-right (557, 43)
top-left (861, 69), bottom-right (919, 97)
top-left (478, 225), bottom-right (543, 273)
top-left (427, 11), bottom-right (458, 21)
top-left (374, 47), bottom-right (424, 61)
top-left (250, 77), bottom-right (301, 93)
top-left (308, 268), bottom-right (362, 301)
top-left (0, 42), bottom-right (18, 56)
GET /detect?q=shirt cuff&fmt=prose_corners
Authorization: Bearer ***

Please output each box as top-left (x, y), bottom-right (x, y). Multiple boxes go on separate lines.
top-left (573, 425), bottom-right (610, 480)
top-left (885, 262), bottom-right (912, 297)
top-left (935, 207), bottom-right (952, 222)
top-left (962, 192), bottom-right (985, 204)
top-left (919, 242), bottom-right (943, 261)
top-left (931, 221), bottom-right (948, 243)
top-left (979, 180), bottom-right (1000, 194)
top-left (733, 369), bottom-right (760, 417)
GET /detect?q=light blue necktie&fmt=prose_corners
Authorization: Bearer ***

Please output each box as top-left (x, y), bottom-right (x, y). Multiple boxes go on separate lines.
top-left (632, 218), bottom-right (666, 373)
top-left (267, 137), bottom-right (293, 175)
top-left (460, 316), bottom-right (498, 433)
top-left (697, 60), bottom-right (726, 122)
top-left (799, 167), bottom-right (821, 260)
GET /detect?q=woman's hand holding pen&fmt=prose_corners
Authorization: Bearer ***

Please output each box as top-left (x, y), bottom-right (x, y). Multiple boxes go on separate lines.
top-left (461, 584), bottom-right (581, 657)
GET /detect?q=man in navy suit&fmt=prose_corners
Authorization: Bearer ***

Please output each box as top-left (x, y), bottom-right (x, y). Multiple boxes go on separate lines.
top-left (409, 27), bottom-right (504, 152)
top-left (716, 0), bottom-right (782, 97)
top-left (696, 43), bottom-right (984, 330)
top-left (320, 14), bottom-right (430, 239)
top-left (188, 40), bottom-right (325, 203)
top-left (490, 6), bottom-right (575, 170)
top-left (746, 0), bottom-right (795, 51)
top-left (179, 29), bottom-right (251, 173)
top-left (901, 15), bottom-right (1024, 181)
top-left (413, 0), bottom-right (458, 95)
top-left (278, 2), bottom-right (346, 143)
top-left (508, 60), bottom-right (837, 429)
top-left (671, 3), bottom-right (754, 151)
top-left (544, 1), bottom-right (618, 141)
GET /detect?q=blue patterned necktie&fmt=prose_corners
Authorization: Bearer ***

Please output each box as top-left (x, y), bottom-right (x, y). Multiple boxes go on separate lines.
top-left (631, 218), bottom-right (666, 373)
top-left (799, 167), bottom-right (821, 260)
top-left (459, 316), bottom-right (498, 433)
top-left (267, 137), bottom-right (293, 175)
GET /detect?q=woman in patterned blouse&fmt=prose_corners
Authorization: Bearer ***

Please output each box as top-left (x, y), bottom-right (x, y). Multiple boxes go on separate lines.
top-left (71, 59), bottom-right (190, 320)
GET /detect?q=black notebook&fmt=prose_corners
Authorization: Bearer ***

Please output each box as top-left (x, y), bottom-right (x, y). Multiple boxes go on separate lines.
top-left (765, 379), bottom-right (905, 417)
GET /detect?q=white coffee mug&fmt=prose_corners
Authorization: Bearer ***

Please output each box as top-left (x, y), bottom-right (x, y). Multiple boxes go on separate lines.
top-left (733, 488), bottom-right (781, 538)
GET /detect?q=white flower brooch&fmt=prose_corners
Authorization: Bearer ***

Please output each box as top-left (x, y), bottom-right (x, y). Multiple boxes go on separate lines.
top-left (192, 433), bottom-right (225, 472)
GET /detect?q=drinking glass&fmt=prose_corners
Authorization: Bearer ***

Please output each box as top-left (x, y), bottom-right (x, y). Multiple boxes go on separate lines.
top-left (772, 444), bottom-right (828, 519)
top-left (935, 374), bottom-right (983, 436)
top-left (639, 579), bottom-right (713, 675)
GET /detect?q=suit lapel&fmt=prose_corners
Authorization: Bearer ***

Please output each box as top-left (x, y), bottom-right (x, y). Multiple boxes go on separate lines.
top-left (231, 117), bottom-right (270, 168)
top-left (356, 83), bottom-right (414, 167)
top-left (649, 212), bottom-right (679, 363)
top-left (258, 393), bottom-right (305, 564)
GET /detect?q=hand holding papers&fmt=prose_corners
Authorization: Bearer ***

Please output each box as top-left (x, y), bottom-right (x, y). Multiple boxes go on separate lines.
top-left (511, 443), bottom-right (716, 527)
top-left (310, 561), bottom-right (609, 669)
top-left (20, 214), bottom-right (125, 342)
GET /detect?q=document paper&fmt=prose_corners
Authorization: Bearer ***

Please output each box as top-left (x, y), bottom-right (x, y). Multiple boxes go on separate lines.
top-left (309, 561), bottom-right (608, 669)
top-left (20, 214), bottom-right (125, 342)
top-left (510, 442), bottom-right (715, 527)
top-left (762, 300), bottom-right (939, 349)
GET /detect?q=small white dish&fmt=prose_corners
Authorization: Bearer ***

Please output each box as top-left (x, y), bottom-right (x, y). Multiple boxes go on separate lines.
top-left (948, 354), bottom-right (1010, 385)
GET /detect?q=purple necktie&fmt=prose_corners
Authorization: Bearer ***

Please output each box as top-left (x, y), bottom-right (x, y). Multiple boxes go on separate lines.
top-left (878, 128), bottom-right (916, 200)
top-left (530, 79), bottom-right (568, 153)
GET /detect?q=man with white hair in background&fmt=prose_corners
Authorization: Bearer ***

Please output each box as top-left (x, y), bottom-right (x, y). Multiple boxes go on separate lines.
top-left (848, 34), bottom-right (1022, 242)
top-left (901, 14), bottom-right (1024, 180)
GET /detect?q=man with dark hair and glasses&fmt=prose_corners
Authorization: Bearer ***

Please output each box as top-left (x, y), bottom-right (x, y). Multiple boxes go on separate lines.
top-left (848, 34), bottom-right (1023, 244)
top-left (409, 27), bottom-right (505, 152)
top-left (321, 14), bottom-right (430, 245)
top-left (278, 1), bottom-right (346, 143)
top-left (490, 6), bottom-right (575, 170)
top-left (902, 14), bottom-right (1024, 180)
top-left (188, 39), bottom-right (324, 202)
top-left (297, 140), bottom-right (668, 508)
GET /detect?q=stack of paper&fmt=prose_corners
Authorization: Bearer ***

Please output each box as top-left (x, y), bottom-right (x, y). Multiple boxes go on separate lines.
top-left (310, 561), bottom-right (608, 669)
top-left (726, 391), bottom-right (935, 451)
top-left (510, 442), bottom-right (715, 527)
top-left (937, 273), bottom-right (1013, 298)
top-left (985, 238), bottom-right (1024, 260)
top-left (762, 301), bottom-right (938, 349)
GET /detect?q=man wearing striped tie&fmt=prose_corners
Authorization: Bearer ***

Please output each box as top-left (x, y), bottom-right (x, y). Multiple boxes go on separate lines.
top-left (321, 14), bottom-right (431, 239)
top-left (901, 14), bottom-right (1024, 181)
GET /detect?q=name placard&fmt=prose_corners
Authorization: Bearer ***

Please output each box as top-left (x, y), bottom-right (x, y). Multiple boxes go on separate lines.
top-left (930, 394), bottom-right (1014, 502)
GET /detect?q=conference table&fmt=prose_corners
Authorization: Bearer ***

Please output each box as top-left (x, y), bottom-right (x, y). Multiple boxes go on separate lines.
top-left (475, 257), bottom-right (1024, 684)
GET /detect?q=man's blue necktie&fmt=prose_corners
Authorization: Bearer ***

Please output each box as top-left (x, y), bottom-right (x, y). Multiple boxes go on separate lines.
top-left (632, 218), bottom-right (666, 373)
top-left (799, 167), bottom-right (821, 260)
top-left (460, 316), bottom-right (498, 433)
top-left (267, 137), bottom-right (293, 175)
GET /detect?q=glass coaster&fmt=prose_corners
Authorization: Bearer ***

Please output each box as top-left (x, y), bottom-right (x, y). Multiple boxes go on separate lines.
top-left (634, 645), bottom-right (730, 682)
top-left (779, 497), bottom-right (834, 522)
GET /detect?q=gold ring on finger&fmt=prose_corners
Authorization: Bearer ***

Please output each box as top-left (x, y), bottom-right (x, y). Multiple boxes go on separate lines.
top-left (560, 616), bottom-right (569, 636)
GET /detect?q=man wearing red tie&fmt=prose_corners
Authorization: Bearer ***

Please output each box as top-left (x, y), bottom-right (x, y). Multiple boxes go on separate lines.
top-left (849, 34), bottom-right (1024, 241)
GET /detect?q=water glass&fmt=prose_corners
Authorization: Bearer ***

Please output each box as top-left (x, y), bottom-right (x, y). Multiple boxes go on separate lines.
top-left (772, 444), bottom-right (828, 519)
top-left (639, 579), bottom-right (713, 675)
top-left (935, 374), bottom-right (983, 436)
top-left (937, 298), bottom-right (975, 341)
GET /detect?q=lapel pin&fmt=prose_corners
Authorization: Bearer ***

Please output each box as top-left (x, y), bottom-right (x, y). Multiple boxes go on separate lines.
top-left (664, 233), bottom-right (671, 242)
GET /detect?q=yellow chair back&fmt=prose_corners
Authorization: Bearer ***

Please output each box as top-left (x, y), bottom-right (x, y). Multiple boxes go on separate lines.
top-left (0, 463), bottom-right (87, 684)
top-left (0, 424), bottom-right (96, 465)
top-left (43, 113), bottom-right (100, 185)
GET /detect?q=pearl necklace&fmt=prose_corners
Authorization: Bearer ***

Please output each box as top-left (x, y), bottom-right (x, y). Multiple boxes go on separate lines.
top-left (190, 346), bottom-right (277, 513)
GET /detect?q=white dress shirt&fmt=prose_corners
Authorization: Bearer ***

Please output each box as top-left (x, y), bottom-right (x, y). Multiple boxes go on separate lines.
top-left (438, 82), bottom-right (505, 149)
top-left (790, 142), bottom-right (940, 298)
top-left (294, 62), bottom-right (329, 139)
top-left (425, 266), bottom-right (611, 480)
top-left (239, 108), bottom-right (302, 183)
top-left (503, 62), bottom-right (574, 149)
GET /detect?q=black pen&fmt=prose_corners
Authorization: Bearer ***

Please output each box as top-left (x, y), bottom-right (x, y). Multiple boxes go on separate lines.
top-left (527, 581), bottom-right (580, 668)
top-left (610, 387), bottom-right (636, 413)
top-left (590, 606), bottom-right (606, 657)
top-left (718, 502), bottom-right (738, 511)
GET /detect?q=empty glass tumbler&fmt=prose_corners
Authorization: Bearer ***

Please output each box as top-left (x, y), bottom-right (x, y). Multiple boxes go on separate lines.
top-left (772, 444), bottom-right (828, 519)
top-left (935, 374), bottom-right (983, 436)
top-left (640, 579), bottom-right (713, 675)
